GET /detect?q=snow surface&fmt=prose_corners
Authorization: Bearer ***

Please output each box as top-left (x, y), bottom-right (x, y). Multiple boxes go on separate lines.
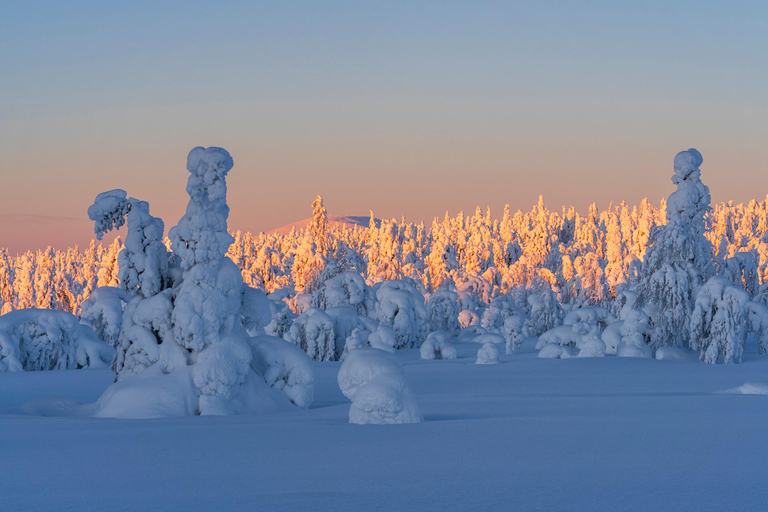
top-left (1, 338), bottom-right (767, 511)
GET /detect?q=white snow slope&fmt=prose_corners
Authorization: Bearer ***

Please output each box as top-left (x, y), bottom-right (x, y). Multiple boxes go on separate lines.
top-left (1, 339), bottom-right (767, 511)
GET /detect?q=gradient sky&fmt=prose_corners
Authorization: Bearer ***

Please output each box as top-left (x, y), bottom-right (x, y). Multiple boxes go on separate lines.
top-left (1, 1), bottom-right (767, 255)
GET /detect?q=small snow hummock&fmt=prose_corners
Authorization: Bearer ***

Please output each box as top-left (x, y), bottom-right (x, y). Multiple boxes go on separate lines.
top-left (537, 343), bottom-right (573, 359)
top-left (420, 331), bottom-right (457, 360)
top-left (368, 325), bottom-right (397, 353)
top-left (574, 322), bottom-right (606, 358)
top-left (654, 346), bottom-right (693, 362)
top-left (337, 348), bottom-right (423, 425)
top-left (475, 343), bottom-right (499, 365)
top-left (0, 309), bottom-right (114, 372)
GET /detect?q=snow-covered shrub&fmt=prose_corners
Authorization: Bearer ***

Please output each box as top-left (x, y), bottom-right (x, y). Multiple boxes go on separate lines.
top-left (617, 309), bottom-right (652, 358)
top-left (264, 299), bottom-right (296, 339)
top-left (475, 343), bottom-right (499, 364)
top-left (78, 286), bottom-right (127, 348)
top-left (325, 305), bottom-right (369, 359)
top-left (420, 331), bottom-right (457, 360)
top-left (310, 271), bottom-right (374, 315)
top-left (343, 327), bottom-right (372, 357)
top-left (0, 309), bottom-right (114, 372)
top-left (458, 309), bottom-right (480, 329)
top-left (472, 332), bottom-right (506, 345)
top-left (527, 287), bottom-right (564, 337)
top-left (481, 294), bottom-right (526, 332)
top-left (723, 252), bottom-right (759, 298)
top-left (536, 325), bottom-right (581, 350)
top-left (538, 344), bottom-right (573, 359)
top-left (563, 306), bottom-right (616, 331)
top-left (373, 280), bottom-right (429, 349)
top-left (284, 307), bottom-right (337, 362)
top-left (368, 325), bottom-right (397, 353)
top-left (241, 287), bottom-right (273, 336)
top-left (457, 325), bottom-right (487, 343)
top-left (456, 275), bottom-right (493, 310)
top-left (502, 314), bottom-right (529, 354)
top-left (427, 288), bottom-right (460, 335)
top-left (690, 276), bottom-right (749, 364)
top-left (249, 335), bottom-right (315, 408)
top-left (744, 301), bottom-right (768, 354)
top-left (337, 348), bottom-right (423, 424)
top-left (600, 321), bottom-right (623, 355)
top-left (573, 322), bottom-right (606, 357)
top-left (655, 346), bottom-right (692, 361)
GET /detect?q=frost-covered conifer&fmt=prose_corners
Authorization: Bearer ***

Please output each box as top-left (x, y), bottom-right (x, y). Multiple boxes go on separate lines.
top-left (638, 149), bottom-right (713, 350)
top-left (690, 276), bottom-right (749, 364)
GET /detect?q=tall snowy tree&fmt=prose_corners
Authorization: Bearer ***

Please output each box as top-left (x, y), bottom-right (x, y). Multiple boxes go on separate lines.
top-left (638, 149), bottom-right (713, 350)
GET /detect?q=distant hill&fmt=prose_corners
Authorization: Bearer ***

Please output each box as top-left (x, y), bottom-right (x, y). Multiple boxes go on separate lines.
top-left (267, 215), bottom-right (381, 235)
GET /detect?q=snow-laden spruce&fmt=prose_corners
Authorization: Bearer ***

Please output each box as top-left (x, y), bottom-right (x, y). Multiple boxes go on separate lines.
top-left (78, 286), bottom-right (127, 348)
top-left (337, 348), bottom-right (423, 425)
top-left (373, 280), bottom-right (429, 349)
top-left (0, 309), bottom-right (114, 372)
top-left (690, 276), bottom-right (749, 364)
top-left (638, 148), bottom-right (713, 351)
top-left (88, 147), bottom-right (314, 417)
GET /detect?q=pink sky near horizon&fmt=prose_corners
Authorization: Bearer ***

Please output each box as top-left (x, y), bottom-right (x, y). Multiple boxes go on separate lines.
top-left (2, 2), bottom-right (766, 255)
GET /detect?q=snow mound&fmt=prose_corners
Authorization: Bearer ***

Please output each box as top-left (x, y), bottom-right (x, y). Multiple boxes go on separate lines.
top-left (475, 343), bottom-right (499, 365)
top-left (538, 344), bottom-right (573, 359)
top-left (654, 346), bottom-right (693, 362)
top-left (337, 348), bottom-right (422, 425)
top-left (617, 343), bottom-right (652, 358)
top-left (721, 382), bottom-right (768, 395)
top-left (0, 309), bottom-right (114, 372)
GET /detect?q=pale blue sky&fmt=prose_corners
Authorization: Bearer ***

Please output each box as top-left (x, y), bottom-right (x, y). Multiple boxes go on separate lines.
top-left (1, 1), bottom-right (766, 253)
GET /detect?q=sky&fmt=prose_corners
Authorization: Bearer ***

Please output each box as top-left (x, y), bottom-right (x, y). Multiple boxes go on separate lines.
top-left (1, 0), bottom-right (767, 255)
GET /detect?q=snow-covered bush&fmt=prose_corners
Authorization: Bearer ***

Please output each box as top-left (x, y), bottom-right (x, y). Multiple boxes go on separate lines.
top-left (563, 306), bottom-right (615, 331)
top-left (475, 343), bottom-right (499, 364)
top-left (249, 335), bottom-right (315, 408)
top-left (0, 309), bottom-right (114, 372)
top-left (536, 325), bottom-right (581, 350)
top-left (373, 280), bottom-right (429, 349)
top-left (527, 287), bottom-right (564, 337)
top-left (690, 276), bottom-right (749, 364)
top-left (284, 307), bottom-right (336, 362)
top-left (241, 287), bottom-right (273, 336)
top-left (420, 331), bottom-right (457, 360)
top-left (655, 346), bottom-right (692, 361)
top-left (264, 298), bottom-right (296, 339)
top-left (310, 271), bottom-right (374, 315)
top-left (617, 309), bottom-right (652, 358)
top-left (472, 332), bottom-right (506, 345)
top-left (573, 322), bottom-right (606, 358)
top-left (600, 321), bottom-right (623, 355)
top-left (337, 348), bottom-right (423, 424)
top-left (427, 288), bottom-right (460, 335)
top-left (78, 286), bottom-right (127, 348)
top-left (457, 325), bottom-right (487, 343)
top-left (538, 344), bottom-right (573, 359)
top-left (458, 309), bottom-right (480, 329)
top-left (744, 301), bottom-right (768, 354)
top-left (502, 314), bottom-right (528, 354)
top-left (481, 294), bottom-right (526, 332)
top-left (368, 325), bottom-right (397, 353)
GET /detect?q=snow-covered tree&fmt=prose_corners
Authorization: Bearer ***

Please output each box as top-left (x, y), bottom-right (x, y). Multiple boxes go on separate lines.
top-left (638, 149), bottom-right (713, 350)
top-left (690, 276), bottom-right (749, 364)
